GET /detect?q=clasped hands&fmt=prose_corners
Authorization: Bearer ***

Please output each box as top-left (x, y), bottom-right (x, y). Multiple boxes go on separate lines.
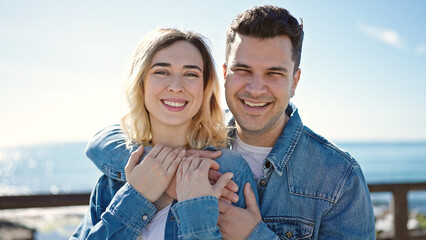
top-left (124, 144), bottom-right (236, 204)
top-left (125, 144), bottom-right (262, 239)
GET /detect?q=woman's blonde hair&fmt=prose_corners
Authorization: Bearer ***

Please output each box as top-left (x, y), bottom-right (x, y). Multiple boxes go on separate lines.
top-left (122, 28), bottom-right (227, 149)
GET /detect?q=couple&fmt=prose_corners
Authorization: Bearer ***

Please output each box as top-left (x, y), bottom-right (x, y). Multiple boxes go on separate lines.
top-left (72, 5), bottom-right (375, 240)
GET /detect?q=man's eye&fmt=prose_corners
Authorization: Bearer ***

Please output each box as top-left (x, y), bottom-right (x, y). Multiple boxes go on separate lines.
top-left (268, 72), bottom-right (284, 77)
top-left (235, 69), bottom-right (251, 74)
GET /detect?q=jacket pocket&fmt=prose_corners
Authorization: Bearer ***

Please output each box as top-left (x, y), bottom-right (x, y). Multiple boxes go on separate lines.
top-left (263, 216), bottom-right (314, 240)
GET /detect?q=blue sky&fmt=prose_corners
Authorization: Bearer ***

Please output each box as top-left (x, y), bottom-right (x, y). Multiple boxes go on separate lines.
top-left (0, 0), bottom-right (425, 146)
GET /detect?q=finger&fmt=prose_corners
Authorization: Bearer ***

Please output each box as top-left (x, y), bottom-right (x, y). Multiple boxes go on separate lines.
top-left (166, 149), bottom-right (186, 174)
top-left (186, 149), bottom-right (222, 159)
top-left (210, 160), bottom-right (220, 171)
top-left (162, 147), bottom-right (184, 167)
top-left (209, 169), bottom-right (238, 192)
top-left (176, 157), bottom-right (185, 184)
top-left (198, 158), bottom-right (213, 173)
top-left (179, 157), bottom-right (191, 177)
top-left (218, 198), bottom-right (232, 213)
top-left (213, 172), bottom-right (234, 198)
top-left (244, 183), bottom-right (260, 214)
top-left (155, 146), bottom-right (174, 162)
top-left (219, 196), bottom-right (232, 205)
top-left (220, 187), bottom-right (239, 203)
top-left (148, 144), bottom-right (165, 158)
top-left (125, 146), bottom-right (144, 175)
top-left (188, 156), bottom-right (202, 172)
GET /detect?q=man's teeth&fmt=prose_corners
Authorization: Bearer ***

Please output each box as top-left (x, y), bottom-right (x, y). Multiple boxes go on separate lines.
top-left (163, 100), bottom-right (186, 107)
top-left (243, 100), bottom-right (267, 107)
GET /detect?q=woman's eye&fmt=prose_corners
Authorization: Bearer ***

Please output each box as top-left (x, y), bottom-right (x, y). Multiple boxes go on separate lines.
top-left (154, 70), bottom-right (169, 75)
top-left (185, 72), bottom-right (200, 78)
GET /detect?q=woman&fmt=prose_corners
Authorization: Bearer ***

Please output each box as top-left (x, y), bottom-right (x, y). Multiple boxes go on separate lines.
top-left (71, 28), bottom-right (257, 240)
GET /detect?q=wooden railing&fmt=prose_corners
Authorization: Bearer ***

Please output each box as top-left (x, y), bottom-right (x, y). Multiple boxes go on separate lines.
top-left (1, 182), bottom-right (426, 240)
top-left (369, 182), bottom-right (426, 240)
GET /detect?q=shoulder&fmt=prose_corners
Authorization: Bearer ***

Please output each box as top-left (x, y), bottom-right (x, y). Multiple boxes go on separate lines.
top-left (214, 148), bottom-right (252, 178)
top-left (288, 126), bottom-right (367, 203)
top-left (298, 125), bottom-right (359, 167)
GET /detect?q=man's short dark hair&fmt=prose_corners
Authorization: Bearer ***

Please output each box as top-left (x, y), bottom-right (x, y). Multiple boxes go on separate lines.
top-left (226, 5), bottom-right (304, 73)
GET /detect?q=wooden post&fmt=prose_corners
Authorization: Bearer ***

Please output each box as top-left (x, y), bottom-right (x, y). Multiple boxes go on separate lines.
top-left (392, 188), bottom-right (408, 240)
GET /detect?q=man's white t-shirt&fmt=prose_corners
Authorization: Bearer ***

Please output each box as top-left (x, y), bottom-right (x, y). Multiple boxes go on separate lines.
top-left (233, 133), bottom-right (273, 180)
top-left (138, 203), bottom-right (171, 240)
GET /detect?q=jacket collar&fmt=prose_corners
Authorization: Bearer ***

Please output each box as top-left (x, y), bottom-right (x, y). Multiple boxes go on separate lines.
top-left (227, 102), bottom-right (303, 176)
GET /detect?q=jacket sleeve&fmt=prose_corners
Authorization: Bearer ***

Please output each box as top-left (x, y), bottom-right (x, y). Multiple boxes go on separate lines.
top-left (171, 153), bottom-right (260, 240)
top-left (70, 175), bottom-right (157, 240)
top-left (85, 124), bottom-right (150, 182)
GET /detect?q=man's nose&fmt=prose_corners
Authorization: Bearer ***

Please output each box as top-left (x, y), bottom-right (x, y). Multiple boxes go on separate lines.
top-left (245, 73), bottom-right (267, 96)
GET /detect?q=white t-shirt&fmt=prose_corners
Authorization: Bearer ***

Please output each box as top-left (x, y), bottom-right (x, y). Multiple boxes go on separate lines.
top-left (138, 203), bottom-right (172, 240)
top-left (233, 133), bottom-right (273, 180)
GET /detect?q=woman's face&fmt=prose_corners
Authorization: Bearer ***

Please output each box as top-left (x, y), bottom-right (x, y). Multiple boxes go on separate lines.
top-left (144, 40), bottom-right (204, 131)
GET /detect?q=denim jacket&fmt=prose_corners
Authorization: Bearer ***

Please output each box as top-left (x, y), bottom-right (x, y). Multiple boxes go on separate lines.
top-left (229, 103), bottom-right (375, 240)
top-left (78, 103), bottom-right (375, 239)
top-left (71, 129), bottom-right (259, 240)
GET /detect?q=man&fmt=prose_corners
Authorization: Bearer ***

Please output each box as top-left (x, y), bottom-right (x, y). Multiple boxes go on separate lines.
top-left (86, 5), bottom-right (375, 239)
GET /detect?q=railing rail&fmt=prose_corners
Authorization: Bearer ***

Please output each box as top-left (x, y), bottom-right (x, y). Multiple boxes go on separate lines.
top-left (368, 182), bottom-right (426, 240)
top-left (1, 182), bottom-right (426, 240)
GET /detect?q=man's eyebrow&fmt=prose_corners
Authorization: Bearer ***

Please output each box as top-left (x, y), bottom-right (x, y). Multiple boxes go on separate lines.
top-left (183, 65), bottom-right (202, 72)
top-left (150, 62), bottom-right (170, 68)
top-left (268, 66), bottom-right (288, 72)
top-left (231, 63), bottom-right (251, 69)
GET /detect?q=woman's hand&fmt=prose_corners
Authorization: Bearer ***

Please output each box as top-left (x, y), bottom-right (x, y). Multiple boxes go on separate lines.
top-left (124, 144), bottom-right (185, 203)
top-left (176, 154), bottom-right (234, 202)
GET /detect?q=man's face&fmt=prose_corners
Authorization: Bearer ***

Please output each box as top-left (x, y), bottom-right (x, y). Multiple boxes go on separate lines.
top-left (224, 34), bottom-right (300, 143)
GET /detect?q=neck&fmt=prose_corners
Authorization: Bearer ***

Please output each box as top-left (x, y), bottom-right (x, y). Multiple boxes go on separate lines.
top-left (150, 121), bottom-right (189, 147)
top-left (236, 114), bottom-right (289, 147)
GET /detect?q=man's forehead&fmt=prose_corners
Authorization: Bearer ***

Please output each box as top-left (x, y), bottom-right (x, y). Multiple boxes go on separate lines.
top-left (227, 34), bottom-right (294, 69)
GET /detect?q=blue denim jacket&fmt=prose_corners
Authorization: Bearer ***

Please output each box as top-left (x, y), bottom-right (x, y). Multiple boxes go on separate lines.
top-left (71, 129), bottom-right (259, 240)
top-left (78, 103), bottom-right (375, 239)
top-left (229, 103), bottom-right (375, 240)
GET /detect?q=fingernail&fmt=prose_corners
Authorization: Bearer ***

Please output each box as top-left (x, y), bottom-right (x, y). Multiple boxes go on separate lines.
top-left (233, 196), bottom-right (239, 202)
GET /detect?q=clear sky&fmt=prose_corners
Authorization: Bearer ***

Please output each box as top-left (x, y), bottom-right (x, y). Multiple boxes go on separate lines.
top-left (1, 0), bottom-right (425, 146)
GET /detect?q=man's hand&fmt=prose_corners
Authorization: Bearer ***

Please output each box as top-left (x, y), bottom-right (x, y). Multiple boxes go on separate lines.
top-left (218, 183), bottom-right (262, 240)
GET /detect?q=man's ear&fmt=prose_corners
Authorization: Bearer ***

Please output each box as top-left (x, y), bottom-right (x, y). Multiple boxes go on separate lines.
top-left (222, 63), bottom-right (227, 84)
top-left (291, 68), bottom-right (301, 98)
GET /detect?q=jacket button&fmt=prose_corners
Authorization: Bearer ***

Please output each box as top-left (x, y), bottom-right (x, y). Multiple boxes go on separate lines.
top-left (142, 214), bottom-right (148, 221)
top-left (265, 161), bottom-right (271, 169)
top-left (260, 179), bottom-right (267, 187)
top-left (117, 172), bottom-right (121, 179)
top-left (286, 231), bottom-right (293, 238)
top-left (170, 216), bottom-right (174, 221)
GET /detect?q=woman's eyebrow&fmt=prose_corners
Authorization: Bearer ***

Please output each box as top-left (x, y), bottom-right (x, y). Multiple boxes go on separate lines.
top-left (150, 62), bottom-right (170, 68)
top-left (183, 65), bottom-right (202, 72)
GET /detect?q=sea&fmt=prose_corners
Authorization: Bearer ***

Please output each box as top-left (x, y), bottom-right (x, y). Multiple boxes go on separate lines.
top-left (0, 141), bottom-right (425, 238)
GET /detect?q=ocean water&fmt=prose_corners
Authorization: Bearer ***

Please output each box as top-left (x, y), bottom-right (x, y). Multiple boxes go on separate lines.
top-left (340, 142), bottom-right (426, 214)
top-left (0, 141), bottom-right (425, 213)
